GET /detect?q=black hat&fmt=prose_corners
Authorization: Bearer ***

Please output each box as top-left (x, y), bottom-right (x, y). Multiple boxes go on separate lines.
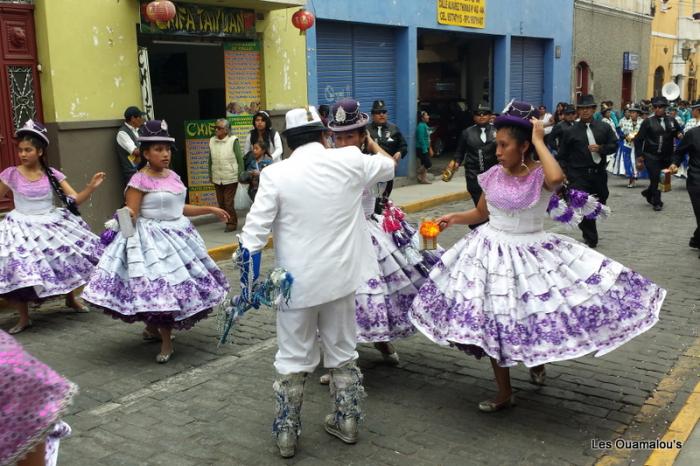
top-left (576, 94), bottom-right (597, 108)
top-left (563, 104), bottom-right (576, 114)
top-left (371, 100), bottom-right (388, 113)
top-left (628, 102), bottom-right (642, 113)
top-left (651, 96), bottom-right (669, 107)
top-left (474, 103), bottom-right (492, 115)
top-left (690, 100), bottom-right (700, 109)
top-left (124, 106), bottom-right (146, 120)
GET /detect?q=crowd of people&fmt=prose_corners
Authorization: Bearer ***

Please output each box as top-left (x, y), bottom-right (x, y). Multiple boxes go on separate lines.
top-left (3, 88), bottom-right (699, 462)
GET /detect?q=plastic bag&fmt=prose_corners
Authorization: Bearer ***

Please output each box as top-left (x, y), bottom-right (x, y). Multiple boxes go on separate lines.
top-left (234, 184), bottom-right (253, 210)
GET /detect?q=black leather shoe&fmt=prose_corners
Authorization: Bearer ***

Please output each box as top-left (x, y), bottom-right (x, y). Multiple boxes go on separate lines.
top-left (689, 237), bottom-right (699, 249)
top-left (653, 205), bottom-right (663, 212)
top-left (585, 239), bottom-right (597, 248)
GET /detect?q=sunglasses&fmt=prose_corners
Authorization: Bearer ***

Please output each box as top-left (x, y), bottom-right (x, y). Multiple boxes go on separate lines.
top-left (475, 112), bottom-right (491, 117)
top-left (652, 105), bottom-right (666, 109)
top-left (372, 110), bottom-right (387, 115)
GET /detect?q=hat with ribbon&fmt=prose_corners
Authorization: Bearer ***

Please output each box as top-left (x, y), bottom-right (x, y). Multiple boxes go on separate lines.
top-left (563, 104), bottom-right (577, 114)
top-left (494, 99), bottom-right (540, 129)
top-left (576, 94), bottom-right (597, 108)
top-left (328, 98), bottom-right (370, 132)
top-left (16, 119), bottom-right (50, 146)
top-left (474, 103), bottom-right (492, 115)
top-left (651, 96), bottom-right (669, 108)
top-left (628, 102), bottom-right (642, 113)
top-left (371, 100), bottom-right (388, 114)
top-left (282, 106), bottom-right (326, 137)
top-left (690, 100), bottom-right (700, 109)
top-left (138, 120), bottom-right (175, 143)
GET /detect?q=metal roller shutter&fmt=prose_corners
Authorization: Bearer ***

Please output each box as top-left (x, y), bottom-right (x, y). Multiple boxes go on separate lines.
top-left (510, 37), bottom-right (545, 105)
top-left (316, 21), bottom-right (396, 116)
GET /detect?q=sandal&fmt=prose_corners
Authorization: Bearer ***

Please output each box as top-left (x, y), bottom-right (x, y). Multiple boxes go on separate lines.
top-left (373, 342), bottom-right (400, 365)
top-left (156, 350), bottom-right (174, 364)
top-left (478, 395), bottom-right (516, 413)
top-left (65, 297), bottom-right (89, 313)
top-left (9, 320), bottom-right (33, 335)
top-left (529, 366), bottom-right (546, 386)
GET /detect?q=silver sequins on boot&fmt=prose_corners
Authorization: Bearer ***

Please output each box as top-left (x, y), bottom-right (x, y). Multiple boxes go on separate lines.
top-left (272, 372), bottom-right (307, 458)
top-left (324, 361), bottom-right (366, 444)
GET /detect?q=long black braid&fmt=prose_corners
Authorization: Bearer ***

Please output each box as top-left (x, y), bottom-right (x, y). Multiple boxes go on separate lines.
top-left (21, 135), bottom-right (81, 216)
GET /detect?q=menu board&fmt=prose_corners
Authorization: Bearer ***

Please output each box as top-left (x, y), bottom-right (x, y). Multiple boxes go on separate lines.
top-left (224, 41), bottom-right (261, 116)
top-left (184, 119), bottom-right (218, 207)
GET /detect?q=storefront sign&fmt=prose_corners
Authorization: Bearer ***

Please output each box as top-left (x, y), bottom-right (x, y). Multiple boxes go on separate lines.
top-left (224, 42), bottom-right (261, 117)
top-left (623, 52), bottom-right (640, 71)
top-left (139, 1), bottom-right (256, 39)
top-left (437, 0), bottom-right (486, 29)
top-left (184, 117), bottom-right (253, 206)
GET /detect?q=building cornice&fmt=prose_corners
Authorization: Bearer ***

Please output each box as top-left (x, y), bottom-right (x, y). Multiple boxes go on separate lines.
top-left (575, 0), bottom-right (652, 24)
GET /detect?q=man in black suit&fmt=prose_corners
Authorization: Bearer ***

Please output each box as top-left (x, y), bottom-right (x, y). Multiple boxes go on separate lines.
top-left (670, 125), bottom-right (700, 257)
top-left (633, 95), bottom-right (683, 211)
top-left (547, 104), bottom-right (576, 153)
top-left (452, 103), bottom-right (497, 228)
top-left (558, 95), bottom-right (618, 248)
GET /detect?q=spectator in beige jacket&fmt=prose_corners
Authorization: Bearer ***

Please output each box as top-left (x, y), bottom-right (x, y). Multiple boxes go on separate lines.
top-left (209, 118), bottom-right (244, 231)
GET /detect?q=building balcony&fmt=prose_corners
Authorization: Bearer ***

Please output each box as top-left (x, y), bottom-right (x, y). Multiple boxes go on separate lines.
top-left (678, 16), bottom-right (700, 42)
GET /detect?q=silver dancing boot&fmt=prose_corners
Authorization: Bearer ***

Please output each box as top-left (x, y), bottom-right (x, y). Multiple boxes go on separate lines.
top-left (272, 372), bottom-right (307, 458)
top-left (324, 361), bottom-right (366, 444)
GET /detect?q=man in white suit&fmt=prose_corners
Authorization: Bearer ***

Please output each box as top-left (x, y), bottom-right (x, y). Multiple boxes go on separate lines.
top-left (239, 106), bottom-right (396, 458)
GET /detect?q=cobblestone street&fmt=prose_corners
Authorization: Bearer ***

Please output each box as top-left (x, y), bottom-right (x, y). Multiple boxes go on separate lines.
top-left (2, 181), bottom-right (699, 465)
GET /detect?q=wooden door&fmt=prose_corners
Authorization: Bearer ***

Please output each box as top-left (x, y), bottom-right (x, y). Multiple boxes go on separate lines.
top-left (0, 2), bottom-right (42, 211)
top-left (621, 71), bottom-right (632, 107)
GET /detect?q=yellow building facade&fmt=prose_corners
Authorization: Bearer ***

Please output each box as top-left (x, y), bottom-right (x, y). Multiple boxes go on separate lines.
top-left (4, 0), bottom-right (308, 226)
top-left (647, 0), bottom-right (700, 99)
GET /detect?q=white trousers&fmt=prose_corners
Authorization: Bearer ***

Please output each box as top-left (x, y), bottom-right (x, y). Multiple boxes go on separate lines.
top-left (274, 292), bottom-right (358, 375)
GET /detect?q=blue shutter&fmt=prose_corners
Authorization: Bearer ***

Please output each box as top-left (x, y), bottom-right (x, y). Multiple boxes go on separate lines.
top-left (352, 27), bottom-right (396, 117)
top-left (316, 22), bottom-right (353, 106)
top-left (316, 21), bottom-right (396, 117)
top-left (510, 37), bottom-right (544, 105)
top-left (522, 39), bottom-right (545, 105)
top-left (510, 37), bottom-right (524, 101)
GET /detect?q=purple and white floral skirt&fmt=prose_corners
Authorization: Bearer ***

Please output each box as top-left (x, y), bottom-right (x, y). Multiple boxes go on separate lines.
top-left (0, 208), bottom-right (102, 300)
top-left (82, 216), bottom-right (229, 330)
top-left (0, 330), bottom-right (76, 465)
top-left (409, 224), bottom-right (665, 368)
top-left (355, 218), bottom-right (442, 343)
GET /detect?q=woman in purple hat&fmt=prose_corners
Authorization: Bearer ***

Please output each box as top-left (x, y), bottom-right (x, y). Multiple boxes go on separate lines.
top-left (409, 101), bottom-right (665, 412)
top-left (0, 119), bottom-right (106, 335)
top-left (321, 98), bottom-right (441, 375)
top-left (82, 120), bottom-right (230, 363)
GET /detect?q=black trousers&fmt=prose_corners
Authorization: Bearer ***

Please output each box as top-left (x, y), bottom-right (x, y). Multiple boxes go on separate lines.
top-left (466, 175), bottom-right (487, 229)
top-left (688, 183), bottom-right (700, 243)
top-left (567, 169), bottom-right (609, 246)
top-left (642, 156), bottom-right (670, 207)
top-left (416, 149), bottom-right (432, 169)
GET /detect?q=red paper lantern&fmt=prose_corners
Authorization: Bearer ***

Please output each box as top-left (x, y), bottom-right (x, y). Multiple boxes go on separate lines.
top-left (291, 9), bottom-right (315, 35)
top-left (145, 1), bottom-right (176, 23)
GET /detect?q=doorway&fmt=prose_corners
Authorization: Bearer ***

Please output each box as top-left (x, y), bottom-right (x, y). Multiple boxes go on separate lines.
top-left (0, 2), bottom-right (43, 211)
top-left (621, 70), bottom-right (632, 107)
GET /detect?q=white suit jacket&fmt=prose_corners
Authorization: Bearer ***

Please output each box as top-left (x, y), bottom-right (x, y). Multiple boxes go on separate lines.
top-left (239, 142), bottom-right (395, 309)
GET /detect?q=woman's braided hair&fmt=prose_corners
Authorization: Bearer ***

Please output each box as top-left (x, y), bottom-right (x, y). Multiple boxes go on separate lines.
top-left (20, 135), bottom-right (81, 216)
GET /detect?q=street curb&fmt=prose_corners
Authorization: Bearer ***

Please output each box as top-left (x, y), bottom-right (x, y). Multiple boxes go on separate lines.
top-left (594, 336), bottom-right (700, 466)
top-left (204, 190), bottom-right (469, 260)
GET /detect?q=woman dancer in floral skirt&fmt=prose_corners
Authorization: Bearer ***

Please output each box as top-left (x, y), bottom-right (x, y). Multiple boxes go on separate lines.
top-left (410, 101), bottom-right (665, 412)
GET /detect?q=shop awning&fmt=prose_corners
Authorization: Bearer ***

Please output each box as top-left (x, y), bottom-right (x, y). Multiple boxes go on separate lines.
top-left (177, 0), bottom-right (305, 11)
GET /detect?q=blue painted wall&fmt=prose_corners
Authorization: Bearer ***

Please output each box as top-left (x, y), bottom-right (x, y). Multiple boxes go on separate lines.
top-left (305, 0), bottom-right (574, 176)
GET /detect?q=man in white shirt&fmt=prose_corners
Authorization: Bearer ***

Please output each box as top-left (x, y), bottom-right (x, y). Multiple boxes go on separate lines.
top-left (115, 106), bottom-right (146, 186)
top-left (239, 106), bottom-right (395, 458)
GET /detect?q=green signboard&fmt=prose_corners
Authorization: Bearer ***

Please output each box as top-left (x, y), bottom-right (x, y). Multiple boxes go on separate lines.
top-left (140, 1), bottom-right (256, 39)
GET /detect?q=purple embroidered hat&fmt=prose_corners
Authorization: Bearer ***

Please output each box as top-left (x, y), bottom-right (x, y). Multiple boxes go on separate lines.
top-left (494, 100), bottom-right (540, 130)
top-left (328, 98), bottom-right (370, 132)
top-left (15, 119), bottom-right (50, 146)
top-left (138, 120), bottom-right (175, 143)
